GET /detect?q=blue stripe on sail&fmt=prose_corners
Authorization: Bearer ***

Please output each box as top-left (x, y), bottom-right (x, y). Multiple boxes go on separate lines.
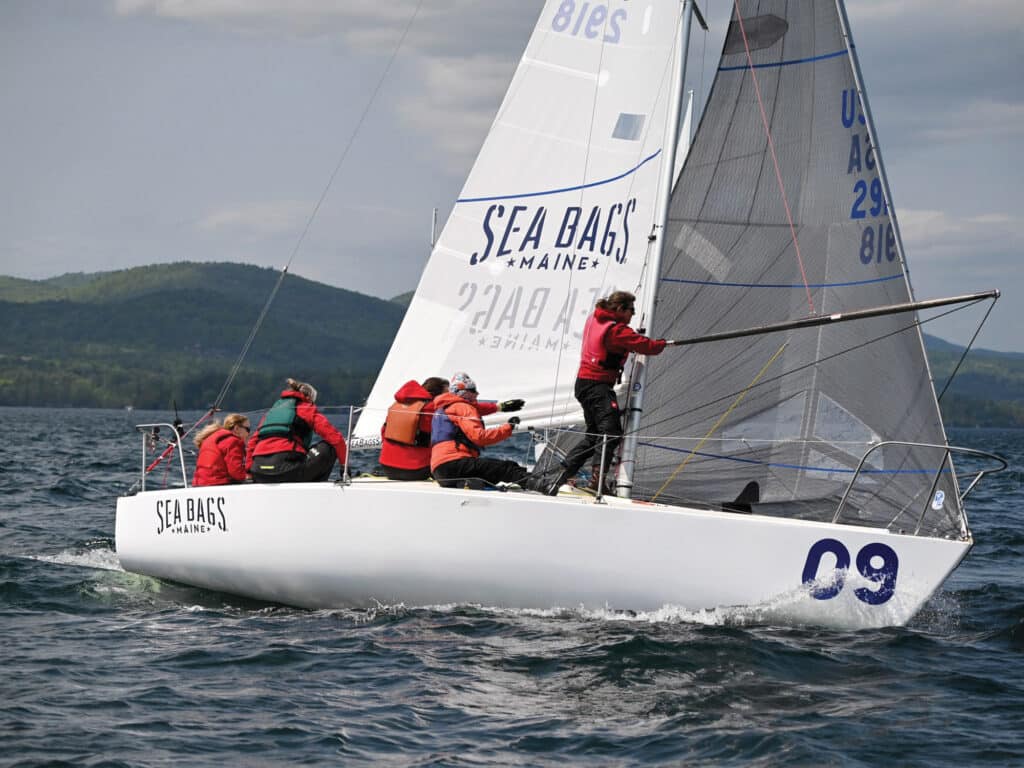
top-left (718, 48), bottom-right (847, 72)
top-left (638, 442), bottom-right (942, 476)
top-left (455, 150), bottom-right (661, 204)
top-left (660, 274), bottom-right (904, 289)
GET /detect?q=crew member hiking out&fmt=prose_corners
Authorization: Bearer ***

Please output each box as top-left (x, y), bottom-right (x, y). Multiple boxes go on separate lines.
top-left (247, 378), bottom-right (347, 483)
top-left (430, 372), bottom-right (529, 489)
top-left (538, 290), bottom-right (666, 496)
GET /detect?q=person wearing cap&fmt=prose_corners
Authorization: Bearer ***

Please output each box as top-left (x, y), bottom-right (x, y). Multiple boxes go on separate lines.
top-left (192, 413), bottom-right (251, 486)
top-left (247, 377), bottom-right (347, 483)
top-left (429, 372), bottom-right (529, 489)
top-left (538, 290), bottom-right (667, 495)
top-left (380, 376), bottom-right (526, 481)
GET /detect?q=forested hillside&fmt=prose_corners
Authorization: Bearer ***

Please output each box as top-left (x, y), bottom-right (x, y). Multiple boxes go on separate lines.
top-left (0, 263), bottom-right (404, 409)
top-left (0, 262), bottom-right (1021, 426)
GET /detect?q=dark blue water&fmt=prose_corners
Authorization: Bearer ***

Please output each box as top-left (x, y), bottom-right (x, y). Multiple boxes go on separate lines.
top-left (2, 407), bottom-right (1022, 766)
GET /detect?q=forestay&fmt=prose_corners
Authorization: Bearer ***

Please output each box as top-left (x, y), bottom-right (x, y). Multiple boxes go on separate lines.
top-left (631, 0), bottom-right (962, 538)
top-left (355, 0), bottom-right (686, 442)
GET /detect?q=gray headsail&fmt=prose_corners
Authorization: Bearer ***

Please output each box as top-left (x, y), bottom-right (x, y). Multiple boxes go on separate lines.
top-left (631, 0), bottom-right (962, 538)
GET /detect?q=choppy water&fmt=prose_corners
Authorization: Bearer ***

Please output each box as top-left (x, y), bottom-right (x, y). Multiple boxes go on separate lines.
top-left (2, 407), bottom-right (1022, 766)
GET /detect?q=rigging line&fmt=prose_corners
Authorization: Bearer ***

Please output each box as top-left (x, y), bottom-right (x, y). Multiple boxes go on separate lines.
top-left (644, 298), bottom-right (987, 430)
top-left (650, 341), bottom-right (787, 502)
top-left (936, 297), bottom-right (999, 403)
top-left (208, 0), bottom-right (426, 414)
top-left (732, 0), bottom-right (815, 314)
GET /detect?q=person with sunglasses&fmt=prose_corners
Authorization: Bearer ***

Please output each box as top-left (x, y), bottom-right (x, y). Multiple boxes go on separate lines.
top-left (192, 413), bottom-right (251, 486)
top-left (537, 290), bottom-right (667, 496)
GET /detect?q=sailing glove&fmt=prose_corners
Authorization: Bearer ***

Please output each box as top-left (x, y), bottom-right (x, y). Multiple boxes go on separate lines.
top-left (507, 416), bottom-right (521, 429)
top-left (499, 399), bottom-right (525, 412)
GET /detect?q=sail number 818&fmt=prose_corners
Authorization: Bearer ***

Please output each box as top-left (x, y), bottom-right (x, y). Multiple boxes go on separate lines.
top-left (552, 1), bottom-right (626, 43)
top-left (801, 538), bottom-right (899, 605)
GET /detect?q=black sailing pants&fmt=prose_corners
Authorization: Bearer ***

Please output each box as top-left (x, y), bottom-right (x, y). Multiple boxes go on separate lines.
top-left (562, 378), bottom-right (623, 479)
top-left (250, 443), bottom-right (337, 483)
top-left (432, 457), bottom-right (529, 489)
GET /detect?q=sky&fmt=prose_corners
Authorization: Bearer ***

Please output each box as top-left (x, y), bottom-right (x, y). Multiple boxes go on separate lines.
top-left (1, 0), bottom-right (1021, 352)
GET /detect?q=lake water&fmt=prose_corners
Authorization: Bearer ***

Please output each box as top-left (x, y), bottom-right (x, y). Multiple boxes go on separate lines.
top-left (2, 407), bottom-right (1022, 766)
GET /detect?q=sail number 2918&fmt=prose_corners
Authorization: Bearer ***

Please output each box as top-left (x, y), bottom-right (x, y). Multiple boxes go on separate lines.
top-left (801, 538), bottom-right (899, 605)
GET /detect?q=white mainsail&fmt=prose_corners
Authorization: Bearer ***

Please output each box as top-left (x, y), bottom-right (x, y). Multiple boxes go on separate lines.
top-left (354, 0), bottom-right (686, 441)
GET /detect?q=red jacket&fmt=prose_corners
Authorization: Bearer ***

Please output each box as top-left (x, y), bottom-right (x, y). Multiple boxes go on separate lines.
top-left (429, 393), bottom-right (512, 472)
top-left (193, 428), bottom-right (247, 486)
top-left (381, 381), bottom-right (500, 471)
top-left (246, 389), bottom-right (347, 469)
top-left (577, 306), bottom-right (666, 383)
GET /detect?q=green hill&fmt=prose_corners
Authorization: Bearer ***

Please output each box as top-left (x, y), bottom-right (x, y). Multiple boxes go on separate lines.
top-left (0, 263), bottom-right (1021, 426)
top-left (0, 263), bottom-right (405, 410)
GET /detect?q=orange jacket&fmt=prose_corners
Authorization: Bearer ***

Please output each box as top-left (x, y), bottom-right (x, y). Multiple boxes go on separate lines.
top-left (429, 393), bottom-right (513, 472)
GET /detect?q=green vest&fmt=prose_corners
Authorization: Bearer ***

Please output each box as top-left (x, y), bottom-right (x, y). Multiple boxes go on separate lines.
top-left (256, 395), bottom-right (313, 450)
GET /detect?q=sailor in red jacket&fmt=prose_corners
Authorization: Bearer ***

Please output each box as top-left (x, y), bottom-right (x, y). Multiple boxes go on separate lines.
top-left (247, 378), bottom-right (347, 483)
top-left (192, 413), bottom-right (250, 486)
top-left (541, 290), bottom-right (666, 495)
top-left (379, 377), bottom-right (448, 481)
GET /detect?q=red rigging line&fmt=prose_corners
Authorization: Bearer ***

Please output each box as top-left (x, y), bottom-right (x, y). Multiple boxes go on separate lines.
top-left (733, 0), bottom-right (815, 314)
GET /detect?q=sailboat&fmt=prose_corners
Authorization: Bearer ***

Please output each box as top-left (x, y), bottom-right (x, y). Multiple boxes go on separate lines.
top-left (116, 0), bottom-right (1004, 629)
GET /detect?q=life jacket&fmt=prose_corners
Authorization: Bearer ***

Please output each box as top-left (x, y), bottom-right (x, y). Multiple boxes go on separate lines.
top-left (579, 313), bottom-right (626, 382)
top-left (431, 406), bottom-right (481, 455)
top-left (383, 400), bottom-right (430, 446)
top-left (255, 394), bottom-right (313, 450)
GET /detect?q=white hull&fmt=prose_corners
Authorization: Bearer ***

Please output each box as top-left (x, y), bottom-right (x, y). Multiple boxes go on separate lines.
top-left (115, 480), bottom-right (970, 629)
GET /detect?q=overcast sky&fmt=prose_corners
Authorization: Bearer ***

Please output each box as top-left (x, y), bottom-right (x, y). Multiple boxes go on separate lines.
top-left (2, 1), bottom-right (1021, 351)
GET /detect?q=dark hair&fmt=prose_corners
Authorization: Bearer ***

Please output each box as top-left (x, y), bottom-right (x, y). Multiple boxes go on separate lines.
top-left (597, 290), bottom-right (636, 313)
top-left (421, 377), bottom-right (448, 397)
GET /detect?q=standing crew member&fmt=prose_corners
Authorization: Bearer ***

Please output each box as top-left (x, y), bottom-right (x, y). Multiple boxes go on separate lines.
top-left (192, 413), bottom-right (250, 486)
top-left (247, 378), bottom-right (347, 483)
top-left (545, 291), bottom-right (666, 495)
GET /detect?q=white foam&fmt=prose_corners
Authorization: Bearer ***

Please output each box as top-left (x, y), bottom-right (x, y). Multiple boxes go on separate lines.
top-left (31, 548), bottom-right (124, 572)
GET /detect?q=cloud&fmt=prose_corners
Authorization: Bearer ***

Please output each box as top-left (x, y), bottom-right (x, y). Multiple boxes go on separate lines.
top-left (898, 208), bottom-right (1022, 279)
top-left (113, 1), bottom-right (536, 164)
top-left (113, 0), bottom-right (533, 56)
top-left (395, 54), bottom-right (513, 163)
top-left (922, 99), bottom-right (1024, 142)
top-left (197, 200), bottom-right (311, 238)
top-left (851, 0), bottom-right (1024, 24)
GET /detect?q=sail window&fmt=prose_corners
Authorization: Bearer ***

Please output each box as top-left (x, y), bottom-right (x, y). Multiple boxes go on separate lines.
top-left (674, 223), bottom-right (731, 281)
top-left (720, 392), bottom-right (806, 442)
top-left (723, 15), bottom-right (788, 54)
top-left (613, 113), bottom-right (645, 141)
top-left (814, 394), bottom-right (880, 449)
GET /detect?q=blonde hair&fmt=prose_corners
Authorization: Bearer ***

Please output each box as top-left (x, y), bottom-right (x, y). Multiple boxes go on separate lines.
top-left (193, 413), bottom-right (249, 447)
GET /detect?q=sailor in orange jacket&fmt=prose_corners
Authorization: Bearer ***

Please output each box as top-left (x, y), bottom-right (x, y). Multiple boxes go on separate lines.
top-left (430, 372), bottom-right (529, 489)
top-left (380, 377), bottom-right (523, 481)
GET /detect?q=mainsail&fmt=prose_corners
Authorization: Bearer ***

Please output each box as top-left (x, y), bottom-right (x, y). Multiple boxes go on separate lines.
top-left (354, 0), bottom-right (686, 441)
top-left (631, 1), bottom-right (962, 538)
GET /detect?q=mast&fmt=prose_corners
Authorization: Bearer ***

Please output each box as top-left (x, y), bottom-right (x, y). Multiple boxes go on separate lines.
top-left (617, 0), bottom-right (702, 498)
